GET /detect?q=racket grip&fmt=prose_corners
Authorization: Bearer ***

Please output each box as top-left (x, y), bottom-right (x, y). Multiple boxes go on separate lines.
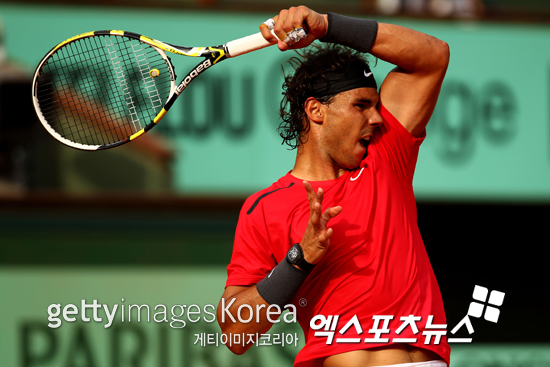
top-left (226, 32), bottom-right (272, 57)
top-left (226, 26), bottom-right (307, 58)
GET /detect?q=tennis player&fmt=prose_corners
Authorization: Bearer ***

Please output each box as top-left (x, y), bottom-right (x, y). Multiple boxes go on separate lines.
top-left (217, 6), bottom-right (450, 367)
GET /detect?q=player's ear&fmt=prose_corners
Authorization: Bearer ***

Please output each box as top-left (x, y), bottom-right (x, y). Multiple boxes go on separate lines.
top-left (304, 97), bottom-right (324, 124)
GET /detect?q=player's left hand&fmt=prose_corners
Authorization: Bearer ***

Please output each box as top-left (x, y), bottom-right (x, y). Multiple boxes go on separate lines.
top-left (259, 6), bottom-right (328, 51)
top-left (299, 181), bottom-right (342, 266)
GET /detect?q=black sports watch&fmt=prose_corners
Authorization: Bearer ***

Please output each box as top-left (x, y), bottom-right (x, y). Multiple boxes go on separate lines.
top-left (286, 243), bottom-right (316, 272)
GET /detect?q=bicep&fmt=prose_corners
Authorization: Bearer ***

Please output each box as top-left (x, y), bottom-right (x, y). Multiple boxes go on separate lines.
top-left (380, 65), bottom-right (447, 137)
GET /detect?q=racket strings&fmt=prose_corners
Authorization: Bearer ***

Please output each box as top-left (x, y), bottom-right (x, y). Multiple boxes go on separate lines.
top-left (35, 35), bottom-right (172, 146)
top-left (61, 37), bottom-right (168, 144)
top-left (130, 41), bottom-right (165, 112)
top-left (56, 39), bottom-right (126, 145)
top-left (40, 42), bottom-right (133, 145)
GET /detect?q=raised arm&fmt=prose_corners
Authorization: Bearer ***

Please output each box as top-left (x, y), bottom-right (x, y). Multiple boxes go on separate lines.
top-left (372, 23), bottom-right (449, 136)
top-left (260, 6), bottom-right (450, 137)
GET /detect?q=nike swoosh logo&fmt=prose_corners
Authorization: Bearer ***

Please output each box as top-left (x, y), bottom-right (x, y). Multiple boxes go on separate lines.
top-left (350, 167), bottom-right (364, 181)
top-left (268, 268), bottom-right (275, 278)
top-left (364, 71), bottom-right (373, 78)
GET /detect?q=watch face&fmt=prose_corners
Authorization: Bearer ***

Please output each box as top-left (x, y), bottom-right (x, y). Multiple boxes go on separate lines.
top-left (288, 246), bottom-right (300, 262)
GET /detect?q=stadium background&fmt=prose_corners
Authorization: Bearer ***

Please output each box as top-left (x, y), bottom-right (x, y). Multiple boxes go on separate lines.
top-left (0, 0), bottom-right (549, 365)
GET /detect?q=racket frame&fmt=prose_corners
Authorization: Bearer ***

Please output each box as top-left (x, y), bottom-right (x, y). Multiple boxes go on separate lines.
top-left (32, 27), bottom-right (299, 150)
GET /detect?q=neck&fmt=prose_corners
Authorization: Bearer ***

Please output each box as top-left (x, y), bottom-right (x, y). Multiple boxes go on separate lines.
top-left (290, 144), bottom-right (346, 181)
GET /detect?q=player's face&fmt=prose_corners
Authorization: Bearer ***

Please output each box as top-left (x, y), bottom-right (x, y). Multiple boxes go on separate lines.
top-left (319, 87), bottom-right (382, 170)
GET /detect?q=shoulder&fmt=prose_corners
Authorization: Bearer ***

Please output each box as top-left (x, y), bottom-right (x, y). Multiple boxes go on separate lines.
top-left (373, 103), bottom-right (426, 146)
top-left (367, 103), bottom-right (426, 185)
top-left (241, 175), bottom-right (303, 218)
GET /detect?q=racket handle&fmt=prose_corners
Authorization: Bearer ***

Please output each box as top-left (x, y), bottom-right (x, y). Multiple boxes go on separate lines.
top-left (226, 32), bottom-right (272, 57)
top-left (226, 26), bottom-right (307, 58)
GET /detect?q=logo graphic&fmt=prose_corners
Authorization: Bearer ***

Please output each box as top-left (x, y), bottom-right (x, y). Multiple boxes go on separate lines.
top-left (448, 285), bottom-right (505, 343)
top-left (350, 167), bottom-right (364, 181)
top-left (310, 284), bottom-right (506, 346)
top-left (364, 71), bottom-right (373, 78)
top-left (468, 285), bottom-right (505, 323)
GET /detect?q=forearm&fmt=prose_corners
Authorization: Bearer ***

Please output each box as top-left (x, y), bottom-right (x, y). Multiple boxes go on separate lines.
top-left (321, 13), bottom-right (449, 74)
top-left (217, 286), bottom-right (280, 354)
top-left (218, 255), bottom-right (311, 353)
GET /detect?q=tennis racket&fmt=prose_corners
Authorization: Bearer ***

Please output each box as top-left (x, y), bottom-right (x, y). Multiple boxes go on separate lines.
top-left (31, 21), bottom-right (306, 150)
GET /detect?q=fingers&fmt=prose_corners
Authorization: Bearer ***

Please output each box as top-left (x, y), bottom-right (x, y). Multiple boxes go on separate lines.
top-left (280, 7), bottom-right (305, 36)
top-left (300, 181), bottom-right (341, 264)
top-left (260, 6), bottom-right (317, 51)
top-left (322, 206), bottom-right (343, 225)
top-left (273, 9), bottom-right (292, 50)
top-left (303, 180), bottom-right (315, 198)
top-left (259, 22), bottom-right (277, 44)
top-left (304, 181), bottom-right (322, 224)
top-left (303, 180), bottom-right (323, 204)
top-left (303, 181), bottom-right (342, 231)
top-left (318, 227), bottom-right (333, 245)
top-left (318, 206), bottom-right (342, 244)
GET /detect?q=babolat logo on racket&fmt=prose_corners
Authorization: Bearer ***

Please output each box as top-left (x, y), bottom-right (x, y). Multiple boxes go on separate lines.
top-left (176, 59), bottom-right (212, 94)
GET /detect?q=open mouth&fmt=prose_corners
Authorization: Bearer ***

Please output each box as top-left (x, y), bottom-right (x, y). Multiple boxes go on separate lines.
top-left (360, 138), bottom-right (370, 148)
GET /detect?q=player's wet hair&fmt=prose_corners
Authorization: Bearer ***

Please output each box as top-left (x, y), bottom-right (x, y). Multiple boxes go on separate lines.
top-left (278, 43), bottom-right (373, 150)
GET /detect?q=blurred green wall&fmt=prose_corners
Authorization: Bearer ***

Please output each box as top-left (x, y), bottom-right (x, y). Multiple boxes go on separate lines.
top-left (2, 3), bottom-right (550, 201)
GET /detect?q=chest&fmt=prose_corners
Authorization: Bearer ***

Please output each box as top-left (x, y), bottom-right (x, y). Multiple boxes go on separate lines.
top-left (266, 162), bottom-right (409, 262)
